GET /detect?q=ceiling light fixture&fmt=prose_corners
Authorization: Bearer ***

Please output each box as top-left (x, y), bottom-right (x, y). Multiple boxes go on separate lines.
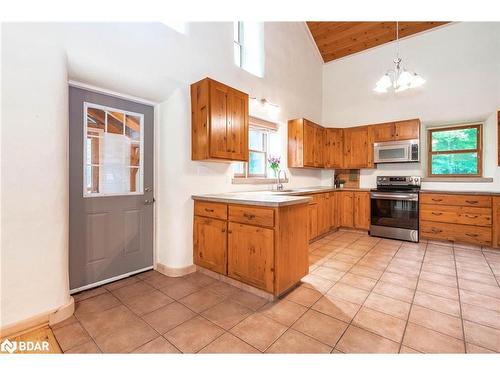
top-left (374, 22), bottom-right (426, 93)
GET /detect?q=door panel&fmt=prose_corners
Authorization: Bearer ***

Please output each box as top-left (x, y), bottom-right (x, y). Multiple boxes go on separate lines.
top-left (228, 222), bottom-right (274, 292)
top-left (395, 119), bottom-right (420, 140)
top-left (314, 126), bottom-right (324, 167)
top-left (193, 216), bottom-right (227, 274)
top-left (303, 121), bottom-right (315, 167)
top-left (69, 87), bottom-right (154, 291)
top-left (228, 90), bottom-right (248, 161)
top-left (209, 82), bottom-right (230, 158)
top-left (372, 123), bottom-right (395, 142)
top-left (354, 192), bottom-right (370, 230)
top-left (338, 192), bottom-right (354, 228)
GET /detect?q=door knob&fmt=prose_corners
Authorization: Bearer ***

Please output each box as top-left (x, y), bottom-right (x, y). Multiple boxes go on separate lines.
top-left (144, 198), bottom-right (155, 205)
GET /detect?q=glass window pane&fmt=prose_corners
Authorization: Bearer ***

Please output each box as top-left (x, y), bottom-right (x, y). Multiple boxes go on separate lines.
top-left (85, 105), bottom-right (143, 196)
top-left (432, 127), bottom-right (478, 151)
top-left (87, 108), bottom-right (105, 130)
top-left (107, 111), bottom-right (124, 135)
top-left (249, 130), bottom-right (264, 151)
top-left (233, 162), bottom-right (245, 175)
top-left (125, 115), bottom-right (141, 141)
top-left (130, 143), bottom-right (140, 167)
top-left (431, 152), bottom-right (478, 175)
top-left (249, 151), bottom-right (266, 176)
top-left (379, 148), bottom-right (406, 159)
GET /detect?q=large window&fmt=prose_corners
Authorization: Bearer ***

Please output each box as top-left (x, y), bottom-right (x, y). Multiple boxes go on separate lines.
top-left (428, 124), bottom-right (482, 177)
top-left (233, 21), bottom-right (264, 77)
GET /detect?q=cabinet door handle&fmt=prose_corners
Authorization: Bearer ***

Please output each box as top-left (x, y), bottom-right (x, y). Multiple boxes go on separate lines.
top-left (431, 212), bottom-right (443, 216)
top-left (227, 230), bottom-right (232, 234)
top-left (243, 213), bottom-right (256, 220)
top-left (432, 198), bottom-right (443, 202)
top-left (466, 233), bottom-right (479, 237)
top-left (204, 208), bottom-right (214, 213)
top-left (464, 214), bottom-right (478, 219)
top-left (466, 200), bottom-right (479, 204)
top-left (431, 228), bottom-right (443, 234)
top-left (221, 228), bottom-right (226, 233)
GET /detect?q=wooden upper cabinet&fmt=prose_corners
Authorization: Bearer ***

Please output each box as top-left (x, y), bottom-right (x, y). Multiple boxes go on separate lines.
top-left (191, 77), bottom-right (249, 162)
top-left (394, 119), bottom-right (420, 140)
top-left (343, 126), bottom-right (373, 168)
top-left (303, 120), bottom-right (316, 167)
top-left (372, 122), bottom-right (395, 142)
top-left (324, 128), bottom-right (343, 169)
top-left (288, 118), bottom-right (323, 168)
top-left (315, 126), bottom-right (325, 167)
top-left (354, 192), bottom-right (370, 230)
top-left (371, 119), bottom-right (420, 143)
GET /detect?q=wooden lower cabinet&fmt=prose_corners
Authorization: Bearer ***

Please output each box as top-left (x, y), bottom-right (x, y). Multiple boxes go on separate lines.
top-left (493, 197), bottom-right (500, 248)
top-left (193, 216), bottom-right (227, 274)
top-left (420, 192), bottom-right (493, 247)
top-left (308, 202), bottom-right (318, 241)
top-left (193, 201), bottom-right (309, 295)
top-left (354, 192), bottom-right (370, 230)
top-left (228, 222), bottom-right (274, 292)
top-left (337, 191), bottom-right (354, 228)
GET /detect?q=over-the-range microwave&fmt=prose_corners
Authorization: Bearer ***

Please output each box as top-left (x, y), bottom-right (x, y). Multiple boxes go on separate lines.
top-left (373, 139), bottom-right (419, 164)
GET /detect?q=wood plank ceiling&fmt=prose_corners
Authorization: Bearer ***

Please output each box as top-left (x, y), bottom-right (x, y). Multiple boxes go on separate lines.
top-left (307, 22), bottom-right (449, 62)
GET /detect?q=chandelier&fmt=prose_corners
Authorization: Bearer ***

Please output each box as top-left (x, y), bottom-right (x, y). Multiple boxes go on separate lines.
top-left (374, 22), bottom-right (426, 93)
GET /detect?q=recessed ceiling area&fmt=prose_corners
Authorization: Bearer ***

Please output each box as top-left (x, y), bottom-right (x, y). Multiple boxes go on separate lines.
top-left (307, 21), bottom-right (450, 62)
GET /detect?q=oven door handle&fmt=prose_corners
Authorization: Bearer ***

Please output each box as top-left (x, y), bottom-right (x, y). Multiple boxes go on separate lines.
top-left (370, 193), bottom-right (419, 201)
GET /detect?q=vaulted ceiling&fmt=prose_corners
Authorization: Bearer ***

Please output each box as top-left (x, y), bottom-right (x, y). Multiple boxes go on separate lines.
top-left (307, 22), bottom-right (450, 62)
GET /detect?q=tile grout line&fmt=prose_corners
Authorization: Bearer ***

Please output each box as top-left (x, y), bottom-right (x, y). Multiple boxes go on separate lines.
top-left (480, 248), bottom-right (500, 288)
top-left (452, 245), bottom-right (471, 352)
top-left (327, 235), bottom-right (404, 352)
top-left (259, 233), bottom-right (371, 352)
top-left (397, 241), bottom-right (428, 353)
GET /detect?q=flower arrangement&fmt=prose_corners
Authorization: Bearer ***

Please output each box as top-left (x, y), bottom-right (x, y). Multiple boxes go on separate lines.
top-left (268, 155), bottom-right (281, 177)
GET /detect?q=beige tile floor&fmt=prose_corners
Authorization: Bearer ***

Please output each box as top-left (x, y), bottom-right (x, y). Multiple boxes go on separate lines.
top-left (53, 230), bottom-right (500, 353)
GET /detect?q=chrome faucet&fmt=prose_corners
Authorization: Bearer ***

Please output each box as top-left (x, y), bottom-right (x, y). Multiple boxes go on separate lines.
top-left (276, 170), bottom-right (287, 191)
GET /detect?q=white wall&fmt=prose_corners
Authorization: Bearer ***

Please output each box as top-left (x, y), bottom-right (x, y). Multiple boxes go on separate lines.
top-left (1, 24), bottom-right (70, 327)
top-left (1, 22), bottom-right (325, 326)
top-left (322, 22), bottom-right (500, 191)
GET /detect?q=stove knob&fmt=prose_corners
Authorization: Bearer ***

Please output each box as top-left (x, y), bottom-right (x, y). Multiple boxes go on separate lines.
top-left (409, 177), bottom-right (413, 182)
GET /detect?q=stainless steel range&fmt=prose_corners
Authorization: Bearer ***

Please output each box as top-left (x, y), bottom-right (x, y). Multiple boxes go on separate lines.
top-left (370, 176), bottom-right (421, 242)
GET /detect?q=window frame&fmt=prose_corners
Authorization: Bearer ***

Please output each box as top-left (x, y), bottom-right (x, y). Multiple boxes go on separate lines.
top-left (83, 102), bottom-right (145, 197)
top-left (427, 123), bottom-right (483, 178)
top-left (233, 127), bottom-right (269, 178)
top-left (233, 21), bottom-right (243, 68)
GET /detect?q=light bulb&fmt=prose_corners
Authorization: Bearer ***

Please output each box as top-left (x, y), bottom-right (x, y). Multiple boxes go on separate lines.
top-left (374, 74), bottom-right (392, 92)
top-left (410, 73), bottom-right (426, 88)
top-left (397, 70), bottom-right (413, 89)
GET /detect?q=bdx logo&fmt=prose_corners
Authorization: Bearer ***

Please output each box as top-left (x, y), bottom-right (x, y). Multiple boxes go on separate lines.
top-left (1, 338), bottom-right (49, 353)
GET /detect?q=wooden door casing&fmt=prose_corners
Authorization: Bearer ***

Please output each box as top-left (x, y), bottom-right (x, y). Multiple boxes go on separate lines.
top-left (193, 216), bottom-right (227, 274)
top-left (227, 222), bottom-right (274, 292)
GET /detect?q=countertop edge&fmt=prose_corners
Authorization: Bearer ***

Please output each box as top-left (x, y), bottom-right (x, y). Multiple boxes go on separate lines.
top-left (192, 195), bottom-right (312, 207)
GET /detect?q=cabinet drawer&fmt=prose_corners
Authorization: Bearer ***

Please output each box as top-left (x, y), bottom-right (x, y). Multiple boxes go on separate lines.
top-left (194, 201), bottom-right (228, 220)
top-left (228, 205), bottom-right (275, 227)
top-left (420, 220), bottom-right (491, 246)
top-left (420, 193), bottom-right (491, 208)
top-left (420, 204), bottom-right (492, 227)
